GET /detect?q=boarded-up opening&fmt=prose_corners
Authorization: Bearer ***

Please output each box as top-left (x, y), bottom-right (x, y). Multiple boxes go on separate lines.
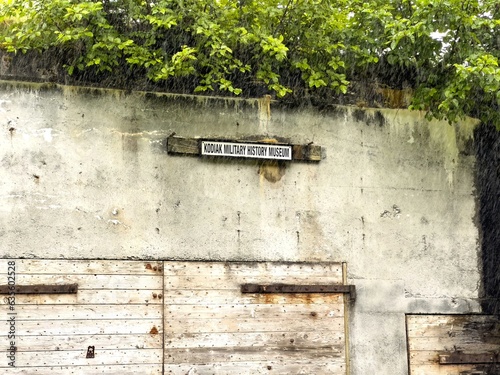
top-left (407, 314), bottom-right (500, 375)
top-left (1, 260), bottom-right (350, 374)
top-left (163, 261), bottom-right (349, 374)
top-left (0, 259), bottom-right (164, 374)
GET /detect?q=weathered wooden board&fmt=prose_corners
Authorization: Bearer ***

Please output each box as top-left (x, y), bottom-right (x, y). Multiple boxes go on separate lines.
top-left (164, 261), bottom-right (347, 374)
top-left (407, 314), bottom-right (500, 375)
top-left (0, 259), bottom-right (163, 275)
top-left (0, 289), bottom-right (163, 305)
top-left (165, 346), bottom-right (345, 363)
top-left (0, 259), bottom-right (163, 374)
top-left (164, 360), bottom-right (345, 375)
top-left (2, 274), bottom-right (163, 289)
top-left (6, 349), bottom-right (163, 366)
top-left (2, 319), bottom-right (162, 336)
top-left (1, 364), bottom-right (162, 374)
top-left (166, 316), bottom-right (344, 334)
top-left (164, 289), bottom-right (343, 305)
top-left (164, 331), bottom-right (340, 348)
top-left (166, 136), bottom-right (323, 162)
top-left (11, 334), bottom-right (162, 351)
top-left (5, 304), bottom-right (163, 320)
top-left (165, 303), bottom-right (344, 319)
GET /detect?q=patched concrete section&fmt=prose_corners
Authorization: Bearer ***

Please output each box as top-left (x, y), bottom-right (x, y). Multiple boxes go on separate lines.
top-left (0, 81), bottom-right (481, 375)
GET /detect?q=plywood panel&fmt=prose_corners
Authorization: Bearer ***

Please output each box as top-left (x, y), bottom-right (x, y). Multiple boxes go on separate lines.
top-left (164, 261), bottom-right (347, 375)
top-left (406, 314), bottom-right (500, 375)
top-left (0, 259), bottom-right (163, 374)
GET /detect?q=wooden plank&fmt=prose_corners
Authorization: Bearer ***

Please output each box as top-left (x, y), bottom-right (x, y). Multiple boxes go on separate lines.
top-left (5, 334), bottom-right (162, 351)
top-left (164, 360), bottom-right (345, 374)
top-left (0, 260), bottom-right (163, 275)
top-left (407, 315), bottom-right (500, 375)
top-left (439, 352), bottom-right (498, 364)
top-left (166, 316), bottom-right (344, 334)
top-left (165, 331), bottom-right (342, 349)
top-left (165, 346), bottom-right (345, 364)
top-left (409, 336), bottom-right (500, 352)
top-left (240, 283), bottom-right (354, 295)
top-left (166, 136), bottom-right (199, 155)
top-left (8, 304), bottom-right (162, 320)
top-left (407, 316), bottom-right (500, 339)
top-left (0, 348), bottom-right (162, 367)
top-left (163, 261), bottom-right (342, 282)
top-left (409, 364), bottom-right (481, 375)
top-left (0, 364), bottom-right (162, 374)
top-left (166, 137), bottom-right (323, 162)
top-left (2, 319), bottom-right (162, 336)
top-left (2, 274), bottom-right (162, 289)
top-left (166, 276), bottom-right (345, 290)
top-left (0, 289), bottom-right (163, 305)
top-left (0, 284), bottom-right (78, 294)
top-left (292, 144), bottom-right (322, 161)
top-left (165, 303), bottom-right (344, 319)
top-left (165, 289), bottom-right (343, 305)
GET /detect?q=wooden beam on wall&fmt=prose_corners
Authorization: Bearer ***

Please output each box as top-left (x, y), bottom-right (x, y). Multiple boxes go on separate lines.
top-left (166, 136), bottom-right (323, 162)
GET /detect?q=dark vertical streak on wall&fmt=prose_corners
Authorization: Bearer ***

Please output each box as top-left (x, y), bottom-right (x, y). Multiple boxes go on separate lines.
top-left (475, 123), bottom-right (500, 314)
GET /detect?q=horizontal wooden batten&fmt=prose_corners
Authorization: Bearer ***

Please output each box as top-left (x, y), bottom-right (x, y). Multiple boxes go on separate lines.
top-left (167, 136), bottom-right (322, 162)
top-left (0, 284), bottom-right (78, 294)
top-left (241, 283), bottom-right (356, 300)
top-left (439, 352), bottom-right (499, 365)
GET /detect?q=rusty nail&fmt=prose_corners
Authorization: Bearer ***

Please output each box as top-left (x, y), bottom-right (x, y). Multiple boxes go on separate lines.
top-left (310, 311), bottom-right (317, 317)
top-left (153, 266), bottom-right (157, 271)
top-left (158, 294), bottom-right (163, 299)
top-left (145, 263), bottom-right (152, 270)
top-left (267, 366), bottom-right (272, 370)
top-left (152, 293), bottom-right (157, 298)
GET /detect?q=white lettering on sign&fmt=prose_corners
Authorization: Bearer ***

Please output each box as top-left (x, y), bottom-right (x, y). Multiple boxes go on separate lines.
top-left (201, 141), bottom-right (292, 161)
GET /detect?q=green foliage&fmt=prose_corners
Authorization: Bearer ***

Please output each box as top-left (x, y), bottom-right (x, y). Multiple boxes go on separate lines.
top-left (1, 0), bottom-right (499, 126)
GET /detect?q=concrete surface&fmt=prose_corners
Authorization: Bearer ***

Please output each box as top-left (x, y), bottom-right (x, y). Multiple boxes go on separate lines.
top-left (0, 81), bottom-right (482, 374)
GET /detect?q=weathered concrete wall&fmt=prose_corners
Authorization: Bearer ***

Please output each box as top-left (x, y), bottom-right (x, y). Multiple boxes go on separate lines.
top-left (0, 81), bottom-right (481, 374)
